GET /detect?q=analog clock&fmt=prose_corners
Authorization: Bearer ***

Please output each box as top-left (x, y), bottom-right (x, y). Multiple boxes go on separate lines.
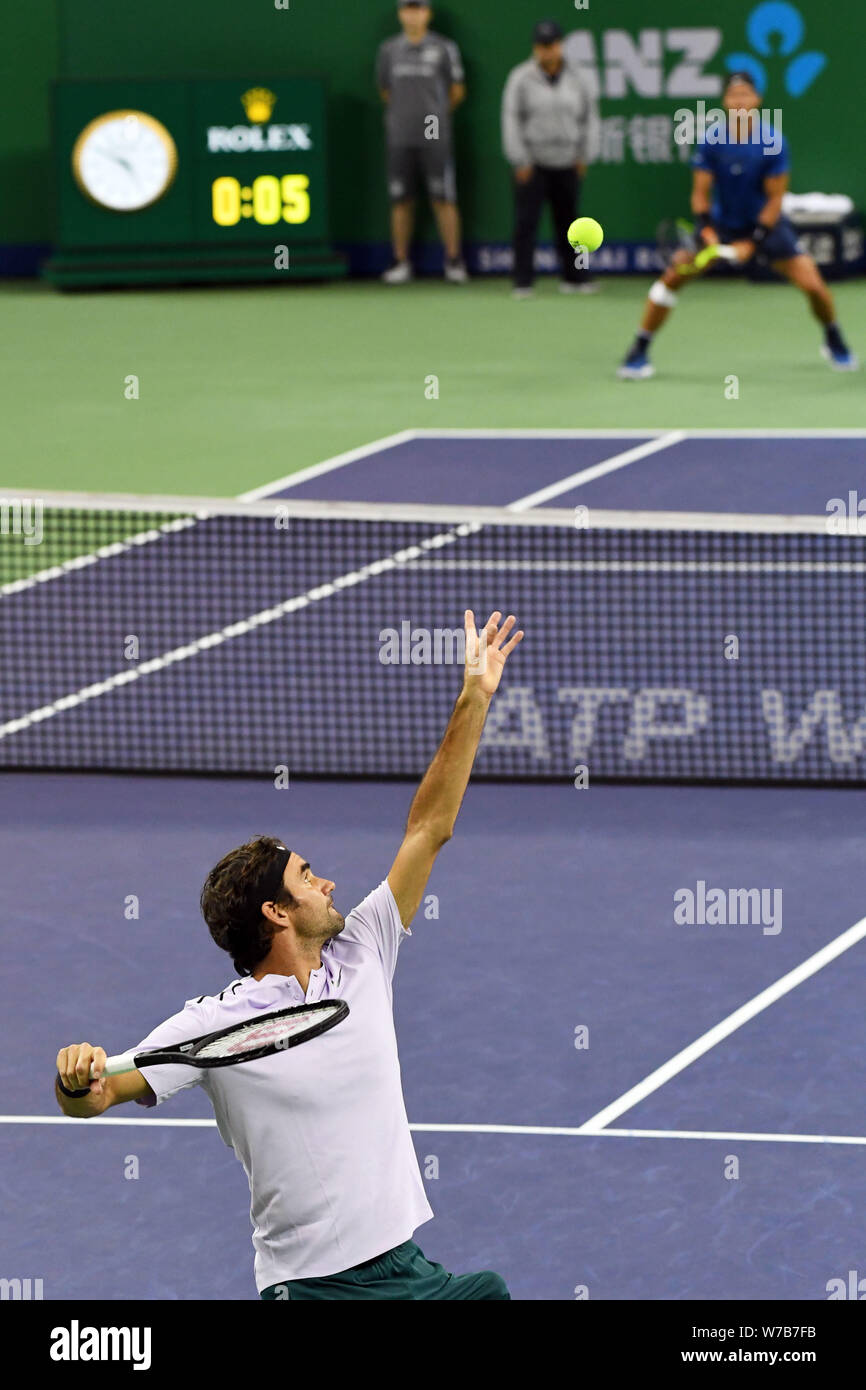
top-left (71, 110), bottom-right (178, 212)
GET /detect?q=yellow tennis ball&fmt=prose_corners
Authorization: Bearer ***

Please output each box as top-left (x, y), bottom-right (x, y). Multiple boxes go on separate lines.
top-left (567, 217), bottom-right (604, 252)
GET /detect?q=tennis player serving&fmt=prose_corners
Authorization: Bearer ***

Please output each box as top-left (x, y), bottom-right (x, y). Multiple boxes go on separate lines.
top-left (55, 609), bottom-right (522, 1301)
top-left (618, 71), bottom-right (858, 378)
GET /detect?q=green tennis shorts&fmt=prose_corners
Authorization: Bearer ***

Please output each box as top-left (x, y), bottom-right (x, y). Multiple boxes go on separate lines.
top-left (261, 1239), bottom-right (510, 1301)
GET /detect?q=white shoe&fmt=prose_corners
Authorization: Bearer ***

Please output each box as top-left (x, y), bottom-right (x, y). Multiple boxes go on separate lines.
top-left (444, 259), bottom-right (469, 283)
top-left (382, 261), bottom-right (413, 285)
top-left (512, 287), bottom-right (534, 300)
top-left (820, 343), bottom-right (859, 371)
top-left (617, 360), bottom-right (656, 380)
top-left (562, 280), bottom-right (600, 295)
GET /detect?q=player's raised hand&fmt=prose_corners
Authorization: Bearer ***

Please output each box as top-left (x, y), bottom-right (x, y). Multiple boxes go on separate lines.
top-left (463, 609), bottom-right (524, 698)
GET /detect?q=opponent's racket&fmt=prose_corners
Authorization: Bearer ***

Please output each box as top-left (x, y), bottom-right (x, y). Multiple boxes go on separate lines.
top-left (677, 241), bottom-right (740, 276)
top-left (656, 217), bottom-right (697, 267)
top-left (90, 1000), bottom-right (349, 1078)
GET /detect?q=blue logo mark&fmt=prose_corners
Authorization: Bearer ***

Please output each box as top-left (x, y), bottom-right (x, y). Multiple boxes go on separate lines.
top-left (726, 2), bottom-right (827, 96)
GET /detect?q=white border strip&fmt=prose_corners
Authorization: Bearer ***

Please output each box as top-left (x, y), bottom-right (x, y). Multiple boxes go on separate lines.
top-left (577, 914), bottom-right (866, 1134)
top-left (2, 1116), bottom-right (865, 1146)
top-left (408, 428), bottom-right (866, 440)
top-left (0, 488), bottom-right (840, 536)
top-left (598, 1128), bottom-right (866, 1146)
top-left (414, 559), bottom-right (866, 573)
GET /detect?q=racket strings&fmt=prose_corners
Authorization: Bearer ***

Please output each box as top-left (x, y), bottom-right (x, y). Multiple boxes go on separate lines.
top-left (195, 1004), bottom-right (342, 1059)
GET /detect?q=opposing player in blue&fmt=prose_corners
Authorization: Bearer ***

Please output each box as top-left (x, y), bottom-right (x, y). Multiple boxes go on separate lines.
top-left (619, 72), bottom-right (858, 379)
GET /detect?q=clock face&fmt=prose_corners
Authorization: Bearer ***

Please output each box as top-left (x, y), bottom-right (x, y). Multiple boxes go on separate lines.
top-left (72, 110), bottom-right (178, 212)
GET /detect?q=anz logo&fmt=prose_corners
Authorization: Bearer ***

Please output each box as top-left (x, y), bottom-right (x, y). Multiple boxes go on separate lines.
top-left (725, 2), bottom-right (826, 97)
top-left (565, 28), bottom-right (725, 99)
top-left (565, 3), bottom-right (826, 100)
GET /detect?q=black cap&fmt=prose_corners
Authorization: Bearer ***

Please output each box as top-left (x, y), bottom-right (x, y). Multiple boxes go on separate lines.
top-left (725, 69), bottom-right (760, 92)
top-left (534, 19), bottom-right (563, 44)
top-left (399, 1), bottom-right (426, 7)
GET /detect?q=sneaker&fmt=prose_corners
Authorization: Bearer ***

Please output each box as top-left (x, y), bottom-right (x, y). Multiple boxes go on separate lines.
top-left (820, 342), bottom-right (859, 371)
top-left (560, 280), bottom-right (600, 295)
top-left (512, 287), bottom-right (534, 300)
top-left (444, 259), bottom-right (469, 284)
top-left (617, 345), bottom-right (655, 380)
top-left (381, 261), bottom-right (413, 285)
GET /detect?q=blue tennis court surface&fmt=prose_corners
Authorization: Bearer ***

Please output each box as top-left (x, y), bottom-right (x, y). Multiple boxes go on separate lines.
top-left (270, 429), bottom-right (866, 515)
top-left (4, 428), bottom-right (866, 1301)
top-left (2, 773), bottom-right (866, 1300)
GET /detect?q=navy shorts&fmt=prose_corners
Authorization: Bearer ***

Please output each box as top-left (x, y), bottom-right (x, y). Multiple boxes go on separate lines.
top-left (386, 144), bottom-right (457, 203)
top-left (718, 215), bottom-right (803, 265)
top-left (260, 1238), bottom-right (510, 1301)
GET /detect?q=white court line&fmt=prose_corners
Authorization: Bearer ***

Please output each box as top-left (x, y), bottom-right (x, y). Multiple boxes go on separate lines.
top-left (237, 426), bottom-right (866, 504)
top-left (238, 429), bottom-right (416, 500)
top-left (5, 425), bottom-right (857, 596)
top-left (414, 559), bottom-right (866, 574)
top-left (507, 431), bottom-right (687, 512)
top-left (0, 1115), bottom-right (218, 1127)
top-left (0, 516), bottom-right (199, 599)
top-left (577, 913), bottom-right (866, 1134)
top-left (413, 429), bottom-right (667, 439)
top-left (0, 520), bottom-right (481, 742)
top-left (0, 429), bottom-right (675, 735)
top-left (0, 424), bottom-right (851, 730)
top-left (3, 1115), bottom-right (866, 1147)
top-left (412, 428), bottom-right (866, 439)
top-left (598, 1128), bottom-right (866, 1146)
top-left (0, 432), bottom-right (417, 599)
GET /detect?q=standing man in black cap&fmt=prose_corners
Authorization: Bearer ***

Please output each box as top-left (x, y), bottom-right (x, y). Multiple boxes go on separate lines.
top-left (377, 2), bottom-right (469, 284)
top-left (502, 19), bottom-right (600, 298)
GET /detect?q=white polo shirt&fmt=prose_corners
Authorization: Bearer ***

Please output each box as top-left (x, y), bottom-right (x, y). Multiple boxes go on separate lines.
top-left (135, 879), bottom-right (433, 1288)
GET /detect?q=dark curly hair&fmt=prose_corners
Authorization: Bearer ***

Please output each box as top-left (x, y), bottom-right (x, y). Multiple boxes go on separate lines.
top-left (200, 835), bottom-right (296, 975)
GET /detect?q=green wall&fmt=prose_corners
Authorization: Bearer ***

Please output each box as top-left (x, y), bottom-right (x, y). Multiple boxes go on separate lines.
top-left (1, 0), bottom-right (59, 241)
top-left (3, 1), bottom-right (865, 249)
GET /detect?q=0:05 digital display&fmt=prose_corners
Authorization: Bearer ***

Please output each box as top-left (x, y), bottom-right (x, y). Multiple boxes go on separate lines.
top-left (211, 174), bottom-right (311, 227)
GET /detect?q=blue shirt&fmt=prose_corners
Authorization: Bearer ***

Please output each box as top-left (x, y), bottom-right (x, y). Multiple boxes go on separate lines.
top-left (692, 131), bottom-right (789, 230)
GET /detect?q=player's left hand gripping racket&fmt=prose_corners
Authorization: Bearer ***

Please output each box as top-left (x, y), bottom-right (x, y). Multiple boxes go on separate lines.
top-left (90, 1000), bottom-right (349, 1078)
top-left (677, 242), bottom-right (741, 276)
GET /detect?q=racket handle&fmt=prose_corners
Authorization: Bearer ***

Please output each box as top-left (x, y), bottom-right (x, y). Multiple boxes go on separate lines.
top-left (91, 1050), bottom-right (139, 1080)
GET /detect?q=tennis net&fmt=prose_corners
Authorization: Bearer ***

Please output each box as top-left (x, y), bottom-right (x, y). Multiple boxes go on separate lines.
top-left (2, 488), bottom-right (865, 783)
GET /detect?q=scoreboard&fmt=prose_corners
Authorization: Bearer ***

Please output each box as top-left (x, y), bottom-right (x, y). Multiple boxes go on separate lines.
top-left (45, 77), bottom-right (345, 288)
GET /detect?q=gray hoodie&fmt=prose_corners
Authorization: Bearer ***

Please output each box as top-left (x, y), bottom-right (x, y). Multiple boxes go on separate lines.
top-left (502, 58), bottom-right (600, 169)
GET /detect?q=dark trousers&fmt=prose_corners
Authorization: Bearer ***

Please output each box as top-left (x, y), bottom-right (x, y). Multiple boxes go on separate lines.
top-left (513, 164), bottom-right (587, 288)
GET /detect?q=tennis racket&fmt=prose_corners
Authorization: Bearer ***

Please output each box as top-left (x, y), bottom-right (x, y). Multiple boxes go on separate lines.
top-left (89, 1000), bottom-right (349, 1078)
top-left (656, 216), bottom-right (697, 267)
top-left (678, 241), bottom-right (741, 276)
